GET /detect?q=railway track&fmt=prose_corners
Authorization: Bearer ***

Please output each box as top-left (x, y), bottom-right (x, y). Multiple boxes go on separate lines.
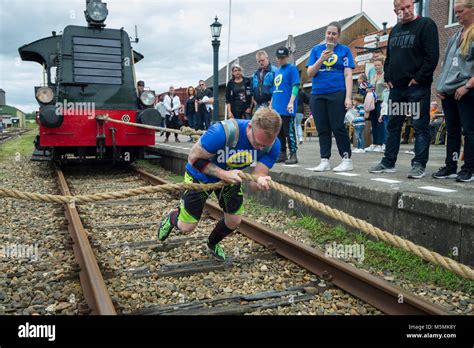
top-left (0, 128), bottom-right (30, 144)
top-left (55, 164), bottom-right (451, 315)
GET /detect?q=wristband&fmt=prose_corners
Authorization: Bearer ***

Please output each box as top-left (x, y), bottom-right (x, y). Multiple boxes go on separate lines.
top-left (192, 159), bottom-right (211, 172)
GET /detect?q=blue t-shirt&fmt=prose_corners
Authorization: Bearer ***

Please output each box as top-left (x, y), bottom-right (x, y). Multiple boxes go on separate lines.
top-left (272, 64), bottom-right (300, 117)
top-left (185, 119), bottom-right (281, 183)
top-left (306, 43), bottom-right (355, 95)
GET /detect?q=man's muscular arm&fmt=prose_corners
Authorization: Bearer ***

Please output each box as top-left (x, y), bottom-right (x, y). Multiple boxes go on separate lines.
top-left (188, 141), bottom-right (242, 184)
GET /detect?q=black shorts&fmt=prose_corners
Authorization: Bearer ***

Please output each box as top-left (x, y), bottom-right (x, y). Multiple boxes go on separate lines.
top-left (177, 171), bottom-right (244, 223)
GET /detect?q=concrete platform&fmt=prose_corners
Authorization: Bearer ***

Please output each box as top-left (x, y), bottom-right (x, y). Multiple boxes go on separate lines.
top-left (148, 133), bottom-right (474, 266)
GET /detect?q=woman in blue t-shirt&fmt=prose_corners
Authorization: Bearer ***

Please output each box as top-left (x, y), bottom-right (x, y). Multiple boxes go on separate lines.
top-left (306, 21), bottom-right (355, 172)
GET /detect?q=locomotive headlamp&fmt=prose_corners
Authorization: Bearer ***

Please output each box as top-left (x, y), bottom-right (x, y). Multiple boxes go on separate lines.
top-left (85, 0), bottom-right (108, 27)
top-left (35, 87), bottom-right (54, 104)
top-left (139, 90), bottom-right (155, 107)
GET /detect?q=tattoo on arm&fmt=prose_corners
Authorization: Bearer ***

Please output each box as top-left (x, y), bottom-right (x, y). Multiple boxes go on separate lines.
top-left (202, 163), bottom-right (223, 178)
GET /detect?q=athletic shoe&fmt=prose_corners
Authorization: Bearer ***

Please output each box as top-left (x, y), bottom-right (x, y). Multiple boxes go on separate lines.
top-left (157, 212), bottom-right (175, 241)
top-left (456, 168), bottom-right (474, 182)
top-left (381, 144), bottom-right (386, 152)
top-left (353, 148), bottom-right (365, 153)
top-left (285, 153), bottom-right (298, 164)
top-left (333, 158), bottom-right (353, 172)
top-left (365, 144), bottom-right (377, 152)
top-left (432, 166), bottom-right (457, 179)
top-left (299, 138), bottom-right (303, 145)
top-left (207, 241), bottom-right (226, 262)
top-left (311, 159), bottom-right (331, 172)
top-left (404, 148), bottom-right (415, 155)
top-left (369, 163), bottom-right (396, 173)
top-left (407, 163), bottom-right (426, 179)
top-left (277, 152), bottom-right (287, 163)
top-left (374, 145), bottom-right (384, 152)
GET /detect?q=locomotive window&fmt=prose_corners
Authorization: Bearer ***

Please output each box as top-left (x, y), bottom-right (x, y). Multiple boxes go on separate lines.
top-left (72, 36), bottom-right (123, 85)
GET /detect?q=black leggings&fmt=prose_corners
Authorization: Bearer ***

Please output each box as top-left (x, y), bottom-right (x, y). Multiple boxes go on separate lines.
top-left (442, 90), bottom-right (474, 170)
top-left (310, 91), bottom-right (351, 159)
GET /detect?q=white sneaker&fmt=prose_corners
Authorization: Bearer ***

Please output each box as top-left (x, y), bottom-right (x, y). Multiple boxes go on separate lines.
top-left (365, 144), bottom-right (377, 152)
top-left (374, 145), bottom-right (384, 152)
top-left (353, 148), bottom-right (365, 153)
top-left (312, 159), bottom-right (331, 172)
top-left (381, 144), bottom-right (386, 152)
top-left (333, 158), bottom-right (353, 172)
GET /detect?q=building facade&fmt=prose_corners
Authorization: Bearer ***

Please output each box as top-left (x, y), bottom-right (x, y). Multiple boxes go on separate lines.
top-left (0, 89), bottom-right (26, 128)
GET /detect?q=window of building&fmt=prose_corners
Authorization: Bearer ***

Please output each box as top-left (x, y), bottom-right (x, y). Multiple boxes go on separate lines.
top-left (448, 0), bottom-right (459, 26)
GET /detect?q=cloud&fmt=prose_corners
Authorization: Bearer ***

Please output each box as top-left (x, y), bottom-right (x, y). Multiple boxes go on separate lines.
top-left (0, 0), bottom-right (397, 112)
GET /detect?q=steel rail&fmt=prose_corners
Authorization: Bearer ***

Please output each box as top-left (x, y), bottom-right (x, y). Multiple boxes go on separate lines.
top-left (55, 165), bottom-right (116, 315)
top-left (135, 168), bottom-right (451, 315)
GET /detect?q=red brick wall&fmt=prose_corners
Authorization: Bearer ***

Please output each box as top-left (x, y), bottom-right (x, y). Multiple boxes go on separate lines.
top-left (427, 0), bottom-right (461, 103)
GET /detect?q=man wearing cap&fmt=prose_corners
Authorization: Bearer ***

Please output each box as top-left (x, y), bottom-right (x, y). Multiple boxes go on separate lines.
top-left (271, 47), bottom-right (300, 164)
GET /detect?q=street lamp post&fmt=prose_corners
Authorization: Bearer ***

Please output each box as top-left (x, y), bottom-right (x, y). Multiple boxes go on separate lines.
top-left (210, 16), bottom-right (222, 123)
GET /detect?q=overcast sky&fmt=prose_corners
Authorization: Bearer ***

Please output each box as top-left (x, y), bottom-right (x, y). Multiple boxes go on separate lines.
top-left (0, 0), bottom-right (397, 113)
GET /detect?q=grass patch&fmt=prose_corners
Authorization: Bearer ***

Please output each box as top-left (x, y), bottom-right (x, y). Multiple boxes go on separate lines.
top-left (244, 197), bottom-right (472, 293)
top-left (0, 129), bottom-right (37, 162)
top-left (134, 160), bottom-right (183, 183)
top-left (292, 214), bottom-right (473, 293)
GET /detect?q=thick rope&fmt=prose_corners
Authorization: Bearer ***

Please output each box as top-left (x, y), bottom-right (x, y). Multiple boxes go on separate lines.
top-left (0, 173), bottom-right (472, 280)
top-left (0, 181), bottom-right (225, 204)
top-left (237, 173), bottom-right (474, 281)
top-left (102, 116), bottom-right (204, 138)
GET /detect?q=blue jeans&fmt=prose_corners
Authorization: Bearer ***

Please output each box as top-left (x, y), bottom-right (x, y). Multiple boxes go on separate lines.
top-left (295, 113), bottom-right (303, 140)
top-left (203, 109), bottom-right (211, 129)
top-left (354, 126), bottom-right (365, 149)
top-left (187, 112), bottom-right (196, 129)
top-left (381, 84), bottom-right (431, 168)
top-left (196, 108), bottom-right (211, 130)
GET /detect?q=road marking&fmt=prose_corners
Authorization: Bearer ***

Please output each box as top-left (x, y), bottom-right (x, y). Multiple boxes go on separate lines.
top-left (281, 164), bottom-right (300, 167)
top-left (371, 178), bottom-right (402, 184)
top-left (418, 186), bottom-right (457, 193)
top-left (334, 172), bottom-right (360, 177)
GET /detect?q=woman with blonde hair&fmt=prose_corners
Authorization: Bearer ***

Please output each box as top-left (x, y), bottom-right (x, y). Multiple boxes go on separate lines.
top-left (434, 0), bottom-right (474, 182)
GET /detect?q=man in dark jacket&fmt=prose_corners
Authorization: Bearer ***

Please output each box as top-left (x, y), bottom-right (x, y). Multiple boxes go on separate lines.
top-left (370, 0), bottom-right (439, 179)
top-left (252, 50), bottom-right (278, 110)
